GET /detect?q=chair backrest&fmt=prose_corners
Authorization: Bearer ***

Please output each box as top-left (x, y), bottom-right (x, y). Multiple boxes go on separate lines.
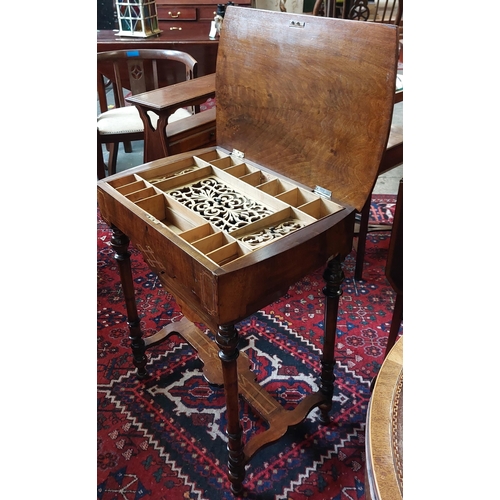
top-left (97, 49), bottom-right (198, 115)
top-left (217, 7), bottom-right (399, 211)
top-left (313, 0), bottom-right (402, 26)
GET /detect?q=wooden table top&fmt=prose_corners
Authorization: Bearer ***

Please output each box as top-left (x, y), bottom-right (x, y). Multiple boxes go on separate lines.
top-left (97, 28), bottom-right (219, 44)
top-left (365, 337), bottom-right (403, 500)
top-left (126, 73), bottom-right (216, 111)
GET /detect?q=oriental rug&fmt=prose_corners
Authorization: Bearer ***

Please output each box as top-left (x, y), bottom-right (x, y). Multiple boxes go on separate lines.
top-left (97, 194), bottom-right (400, 500)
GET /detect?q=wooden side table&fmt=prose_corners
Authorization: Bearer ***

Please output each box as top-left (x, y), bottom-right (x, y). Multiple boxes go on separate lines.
top-left (365, 337), bottom-right (403, 500)
top-left (126, 73), bottom-right (216, 162)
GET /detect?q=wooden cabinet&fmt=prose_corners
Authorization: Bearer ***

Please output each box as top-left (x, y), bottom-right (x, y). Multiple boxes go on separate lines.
top-left (156, 0), bottom-right (252, 33)
top-left (97, 1), bottom-right (252, 79)
top-left (97, 28), bottom-right (220, 79)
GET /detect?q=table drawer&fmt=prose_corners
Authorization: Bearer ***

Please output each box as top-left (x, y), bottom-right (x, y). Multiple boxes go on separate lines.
top-left (157, 6), bottom-right (197, 21)
top-left (198, 5), bottom-right (219, 20)
top-left (158, 20), bottom-right (213, 37)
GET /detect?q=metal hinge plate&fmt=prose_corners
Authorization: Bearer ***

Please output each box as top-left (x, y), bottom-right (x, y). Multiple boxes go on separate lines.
top-left (314, 185), bottom-right (332, 199)
top-left (232, 149), bottom-right (245, 158)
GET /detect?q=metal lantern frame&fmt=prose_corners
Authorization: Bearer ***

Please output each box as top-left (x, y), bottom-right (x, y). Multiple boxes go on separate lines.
top-left (115, 0), bottom-right (162, 38)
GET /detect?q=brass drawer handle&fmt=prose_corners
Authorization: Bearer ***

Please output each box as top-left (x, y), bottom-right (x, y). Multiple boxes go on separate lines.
top-left (168, 11), bottom-right (181, 18)
top-left (169, 27), bottom-right (182, 30)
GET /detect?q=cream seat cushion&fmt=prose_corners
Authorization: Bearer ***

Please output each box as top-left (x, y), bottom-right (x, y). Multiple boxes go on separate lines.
top-left (97, 106), bottom-right (193, 135)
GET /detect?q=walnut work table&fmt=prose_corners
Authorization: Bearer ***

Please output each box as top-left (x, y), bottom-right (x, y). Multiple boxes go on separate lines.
top-left (97, 7), bottom-right (400, 496)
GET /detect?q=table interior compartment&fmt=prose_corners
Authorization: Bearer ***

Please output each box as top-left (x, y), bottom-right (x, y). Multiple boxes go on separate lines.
top-left (195, 150), bottom-right (230, 164)
top-left (135, 192), bottom-right (207, 233)
top-left (210, 155), bottom-right (245, 170)
top-left (150, 165), bottom-right (214, 192)
top-left (108, 174), bottom-right (142, 190)
top-left (125, 186), bottom-right (158, 203)
top-left (178, 223), bottom-right (217, 244)
top-left (219, 162), bottom-right (258, 178)
top-left (275, 188), bottom-right (343, 218)
top-left (138, 156), bottom-right (209, 185)
top-left (228, 207), bottom-right (316, 248)
top-left (102, 151), bottom-right (346, 256)
top-left (209, 167), bottom-right (291, 213)
top-left (190, 230), bottom-right (236, 254)
top-left (256, 178), bottom-right (298, 197)
top-left (205, 240), bottom-right (252, 266)
top-left (298, 197), bottom-right (344, 219)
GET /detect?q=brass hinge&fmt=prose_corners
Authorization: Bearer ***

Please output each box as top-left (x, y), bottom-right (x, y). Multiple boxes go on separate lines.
top-left (232, 149), bottom-right (245, 158)
top-left (314, 185), bottom-right (332, 199)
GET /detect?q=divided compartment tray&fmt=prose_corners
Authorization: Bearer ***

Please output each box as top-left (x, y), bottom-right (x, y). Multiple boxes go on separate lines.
top-left (106, 149), bottom-right (344, 267)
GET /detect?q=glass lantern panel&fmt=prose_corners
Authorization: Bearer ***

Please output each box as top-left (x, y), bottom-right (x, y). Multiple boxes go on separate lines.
top-left (131, 6), bottom-right (141, 19)
top-left (120, 18), bottom-right (131, 30)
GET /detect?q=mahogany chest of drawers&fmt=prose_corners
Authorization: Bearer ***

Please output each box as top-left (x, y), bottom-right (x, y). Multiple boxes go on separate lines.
top-left (156, 0), bottom-right (252, 34)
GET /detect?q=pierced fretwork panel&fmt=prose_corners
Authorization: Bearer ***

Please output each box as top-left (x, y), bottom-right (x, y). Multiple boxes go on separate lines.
top-left (168, 177), bottom-right (274, 232)
top-left (239, 220), bottom-right (306, 247)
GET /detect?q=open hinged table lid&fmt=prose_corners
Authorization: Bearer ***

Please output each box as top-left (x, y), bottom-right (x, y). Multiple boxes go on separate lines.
top-left (216, 7), bottom-right (399, 212)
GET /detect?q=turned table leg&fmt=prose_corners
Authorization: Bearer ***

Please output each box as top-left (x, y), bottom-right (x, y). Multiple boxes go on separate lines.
top-left (319, 254), bottom-right (345, 424)
top-left (110, 226), bottom-right (148, 379)
top-left (216, 324), bottom-right (245, 495)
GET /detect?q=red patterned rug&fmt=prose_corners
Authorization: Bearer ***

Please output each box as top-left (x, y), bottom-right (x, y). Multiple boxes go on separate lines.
top-left (97, 194), bottom-right (400, 500)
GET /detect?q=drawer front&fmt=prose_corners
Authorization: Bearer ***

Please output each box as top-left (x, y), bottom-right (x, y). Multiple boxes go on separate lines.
top-left (198, 5), bottom-right (219, 21)
top-left (158, 19), bottom-right (213, 36)
top-left (157, 6), bottom-right (197, 21)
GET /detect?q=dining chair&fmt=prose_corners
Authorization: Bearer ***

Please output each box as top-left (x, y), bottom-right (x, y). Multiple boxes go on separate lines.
top-left (354, 85), bottom-right (402, 280)
top-left (97, 49), bottom-right (216, 179)
top-left (313, 0), bottom-right (402, 25)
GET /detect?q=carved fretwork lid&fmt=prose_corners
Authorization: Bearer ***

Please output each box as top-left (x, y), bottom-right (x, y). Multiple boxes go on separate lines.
top-left (216, 7), bottom-right (399, 211)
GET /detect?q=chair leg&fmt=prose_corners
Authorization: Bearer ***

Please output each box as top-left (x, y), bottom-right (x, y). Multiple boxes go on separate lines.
top-left (97, 133), bottom-right (106, 180)
top-left (98, 148), bottom-right (107, 180)
top-left (384, 292), bottom-right (402, 358)
top-left (123, 141), bottom-right (133, 153)
top-left (354, 196), bottom-right (371, 281)
top-left (107, 142), bottom-right (119, 177)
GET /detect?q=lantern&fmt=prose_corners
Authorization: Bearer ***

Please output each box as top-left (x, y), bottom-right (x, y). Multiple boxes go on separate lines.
top-left (115, 0), bottom-right (161, 38)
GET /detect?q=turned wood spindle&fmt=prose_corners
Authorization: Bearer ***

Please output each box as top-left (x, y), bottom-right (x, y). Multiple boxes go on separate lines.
top-left (319, 254), bottom-right (345, 424)
top-left (110, 226), bottom-right (148, 379)
top-left (216, 323), bottom-right (246, 495)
